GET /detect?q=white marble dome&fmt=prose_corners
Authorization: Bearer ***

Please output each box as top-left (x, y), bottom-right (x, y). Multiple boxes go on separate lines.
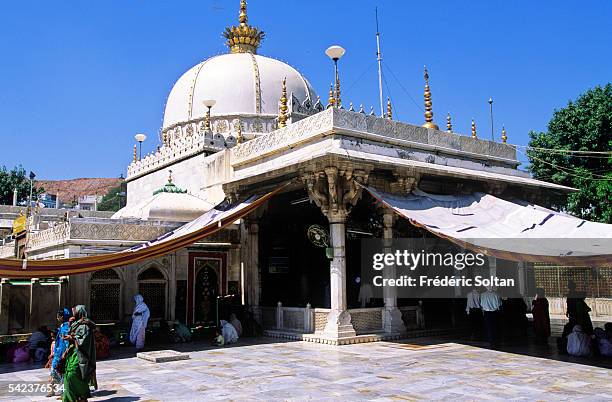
top-left (112, 181), bottom-right (214, 222)
top-left (162, 53), bottom-right (317, 129)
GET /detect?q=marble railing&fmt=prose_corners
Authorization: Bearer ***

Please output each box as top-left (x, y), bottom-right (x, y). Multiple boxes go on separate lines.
top-left (546, 297), bottom-right (612, 317)
top-left (0, 243), bottom-right (14, 258)
top-left (230, 107), bottom-right (518, 167)
top-left (127, 114), bottom-right (279, 179)
top-left (26, 222), bottom-right (70, 252)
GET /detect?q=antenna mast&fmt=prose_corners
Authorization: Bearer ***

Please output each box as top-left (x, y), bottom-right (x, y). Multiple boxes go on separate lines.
top-left (375, 7), bottom-right (384, 117)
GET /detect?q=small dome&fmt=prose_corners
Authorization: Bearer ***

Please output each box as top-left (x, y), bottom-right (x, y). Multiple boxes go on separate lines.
top-left (112, 180), bottom-right (214, 222)
top-left (162, 53), bottom-right (317, 129)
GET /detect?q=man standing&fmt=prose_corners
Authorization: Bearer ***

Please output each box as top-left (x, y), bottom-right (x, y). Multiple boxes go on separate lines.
top-left (480, 286), bottom-right (501, 347)
top-left (465, 287), bottom-right (482, 340)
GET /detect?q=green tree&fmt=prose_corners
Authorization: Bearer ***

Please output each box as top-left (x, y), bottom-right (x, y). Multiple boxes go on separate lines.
top-left (97, 183), bottom-right (126, 212)
top-left (0, 165), bottom-right (45, 206)
top-left (527, 84), bottom-right (612, 223)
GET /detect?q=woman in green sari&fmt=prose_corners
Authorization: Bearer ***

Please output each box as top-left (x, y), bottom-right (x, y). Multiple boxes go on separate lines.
top-left (62, 305), bottom-right (97, 402)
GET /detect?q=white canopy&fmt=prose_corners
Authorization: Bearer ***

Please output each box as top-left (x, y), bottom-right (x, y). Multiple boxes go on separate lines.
top-left (365, 187), bottom-right (612, 266)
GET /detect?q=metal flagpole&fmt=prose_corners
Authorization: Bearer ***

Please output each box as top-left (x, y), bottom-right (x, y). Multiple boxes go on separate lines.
top-left (489, 97), bottom-right (494, 141)
top-left (375, 7), bottom-right (384, 117)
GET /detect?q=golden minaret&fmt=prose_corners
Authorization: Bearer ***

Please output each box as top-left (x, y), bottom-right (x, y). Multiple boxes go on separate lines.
top-left (422, 66), bottom-right (439, 130)
top-left (386, 98), bottom-right (393, 120)
top-left (501, 126), bottom-right (508, 144)
top-left (446, 113), bottom-right (452, 133)
top-left (278, 77), bottom-right (288, 128)
top-left (471, 119), bottom-right (477, 138)
top-left (327, 84), bottom-right (335, 109)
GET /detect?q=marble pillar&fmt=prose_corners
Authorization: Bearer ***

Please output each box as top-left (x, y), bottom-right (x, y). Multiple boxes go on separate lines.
top-left (242, 219), bottom-right (261, 322)
top-left (0, 279), bottom-right (10, 334)
top-left (323, 210), bottom-right (356, 338)
top-left (168, 254), bottom-right (177, 322)
top-left (382, 211), bottom-right (406, 333)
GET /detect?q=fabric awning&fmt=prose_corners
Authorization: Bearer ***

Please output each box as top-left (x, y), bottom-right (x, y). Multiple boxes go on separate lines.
top-left (365, 186), bottom-right (612, 266)
top-left (0, 186), bottom-right (282, 278)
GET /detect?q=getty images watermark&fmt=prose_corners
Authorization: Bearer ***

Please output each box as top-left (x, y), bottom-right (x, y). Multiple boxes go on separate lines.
top-left (360, 239), bottom-right (521, 298)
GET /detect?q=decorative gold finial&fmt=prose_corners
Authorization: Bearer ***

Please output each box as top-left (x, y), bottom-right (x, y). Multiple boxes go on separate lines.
top-left (422, 66), bottom-right (439, 130)
top-left (133, 145), bottom-right (137, 162)
top-left (327, 84), bottom-right (335, 109)
top-left (386, 98), bottom-right (392, 120)
top-left (446, 112), bottom-right (452, 133)
top-left (471, 119), bottom-right (477, 138)
top-left (278, 77), bottom-right (288, 128)
top-left (501, 126), bottom-right (508, 143)
top-left (236, 119), bottom-right (244, 144)
top-left (222, 0), bottom-right (265, 54)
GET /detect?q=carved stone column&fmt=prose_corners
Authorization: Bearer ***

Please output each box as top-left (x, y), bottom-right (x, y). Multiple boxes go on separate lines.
top-left (303, 167), bottom-right (369, 339)
top-left (241, 218), bottom-right (261, 322)
top-left (168, 254), bottom-right (177, 323)
top-left (0, 279), bottom-right (11, 334)
top-left (29, 278), bottom-right (43, 331)
top-left (382, 211), bottom-right (406, 334)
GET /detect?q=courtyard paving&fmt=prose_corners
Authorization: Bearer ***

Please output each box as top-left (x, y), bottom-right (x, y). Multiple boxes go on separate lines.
top-left (0, 338), bottom-right (611, 401)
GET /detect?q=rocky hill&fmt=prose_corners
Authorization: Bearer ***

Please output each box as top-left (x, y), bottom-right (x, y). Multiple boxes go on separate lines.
top-left (36, 178), bottom-right (123, 204)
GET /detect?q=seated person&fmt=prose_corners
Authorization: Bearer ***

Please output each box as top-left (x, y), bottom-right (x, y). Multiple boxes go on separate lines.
top-left (594, 323), bottom-right (612, 357)
top-left (172, 321), bottom-right (192, 343)
top-left (567, 325), bottom-right (592, 357)
top-left (94, 327), bottom-right (110, 360)
top-left (28, 327), bottom-right (49, 359)
top-left (220, 319), bottom-right (238, 344)
top-left (229, 313), bottom-right (243, 337)
top-left (212, 328), bottom-right (224, 346)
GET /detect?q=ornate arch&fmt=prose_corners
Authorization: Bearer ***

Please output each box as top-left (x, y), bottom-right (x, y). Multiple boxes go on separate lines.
top-left (137, 264), bottom-right (168, 320)
top-left (89, 268), bottom-right (122, 322)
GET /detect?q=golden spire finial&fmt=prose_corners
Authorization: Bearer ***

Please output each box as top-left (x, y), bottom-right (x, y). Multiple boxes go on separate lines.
top-left (278, 77), bottom-right (288, 128)
top-left (223, 0), bottom-right (265, 54)
top-left (422, 66), bottom-right (439, 130)
top-left (133, 144), bottom-right (137, 162)
top-left (471, 119), bottom-right (477, 138)
top-left (335, 75), bottom-right (342, 109)
top-left (327, 84), bottom-right (335, 109)
top-left (501, 126), bottom-right (508, 143)
top-left (239, 0), bottom-right (248, 25)
top-left (386, 98), bottom-right (392, 120)
top-left (446, 112), bottom-right (452, 133)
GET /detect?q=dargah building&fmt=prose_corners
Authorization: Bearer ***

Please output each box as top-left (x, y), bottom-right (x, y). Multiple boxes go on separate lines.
top-left (1, 1), bottom-right (611, 345)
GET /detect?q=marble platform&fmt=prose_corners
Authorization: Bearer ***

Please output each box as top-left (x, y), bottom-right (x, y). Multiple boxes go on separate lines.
top-left (0, 338), bottom-right (610, 401)
top-left (137, 349), bottom-right (190, 363)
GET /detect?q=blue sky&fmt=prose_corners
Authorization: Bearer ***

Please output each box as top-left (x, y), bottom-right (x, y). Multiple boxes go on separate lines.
top-left (0, 1), bottom-right (610, 180)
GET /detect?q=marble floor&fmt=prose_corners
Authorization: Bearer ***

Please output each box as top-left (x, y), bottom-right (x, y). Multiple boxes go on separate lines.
top-left (1, 338), bottom-right (611, 401)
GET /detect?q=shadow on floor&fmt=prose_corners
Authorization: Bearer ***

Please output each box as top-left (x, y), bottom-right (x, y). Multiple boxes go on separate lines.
top-left (387, 333), bottom-right (612, 369)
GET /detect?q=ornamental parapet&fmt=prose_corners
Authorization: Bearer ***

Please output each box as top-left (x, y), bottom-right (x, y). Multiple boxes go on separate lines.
top-left (229, 108), bottom-right (518, 167)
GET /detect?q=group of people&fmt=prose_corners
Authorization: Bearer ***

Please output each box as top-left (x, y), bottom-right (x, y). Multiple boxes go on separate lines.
top-left (558, 281), bottom-right (612, 358)
top-left (465, 283), bottom-right (612, 359)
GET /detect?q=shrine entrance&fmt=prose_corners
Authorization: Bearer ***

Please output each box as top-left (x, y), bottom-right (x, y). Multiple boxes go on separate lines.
top-left (187, 252), bottom-right (227, 325)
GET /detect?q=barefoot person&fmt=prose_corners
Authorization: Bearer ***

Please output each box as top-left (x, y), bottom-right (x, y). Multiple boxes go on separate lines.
top-left (130, 294), bottom-right (150, 352)
top-left (63, 305), bottom-right (97, 402)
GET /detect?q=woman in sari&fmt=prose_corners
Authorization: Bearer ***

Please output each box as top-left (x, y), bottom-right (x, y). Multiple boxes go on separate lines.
top-left (63, 305), bottom-right (97, 402)
top-left (48, 308), bottom-right (71, 397)
top-left (129, 294), bottom-right (150, 351)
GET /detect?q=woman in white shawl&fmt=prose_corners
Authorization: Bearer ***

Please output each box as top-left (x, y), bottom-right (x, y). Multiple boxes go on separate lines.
top-left (130, 294), bottom-right (150, 351)
top-left (220, 320), bottom-right (238, 344)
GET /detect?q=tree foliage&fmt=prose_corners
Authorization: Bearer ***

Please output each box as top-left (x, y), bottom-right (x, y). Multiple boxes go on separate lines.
top-left (0, 165), bottom-right (45, 206)
top-left (97, 183), bottom-right (126, 212)
top-left (527, 84), bottom-right (612, 223)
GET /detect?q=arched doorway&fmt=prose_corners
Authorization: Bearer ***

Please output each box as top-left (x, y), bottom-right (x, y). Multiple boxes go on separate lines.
top-left (194, 261), bottom-right (219, 324)
top-left (90, 269), bottom-right (122, 322)
top-left (137, 266), bottom-right (167, 320)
